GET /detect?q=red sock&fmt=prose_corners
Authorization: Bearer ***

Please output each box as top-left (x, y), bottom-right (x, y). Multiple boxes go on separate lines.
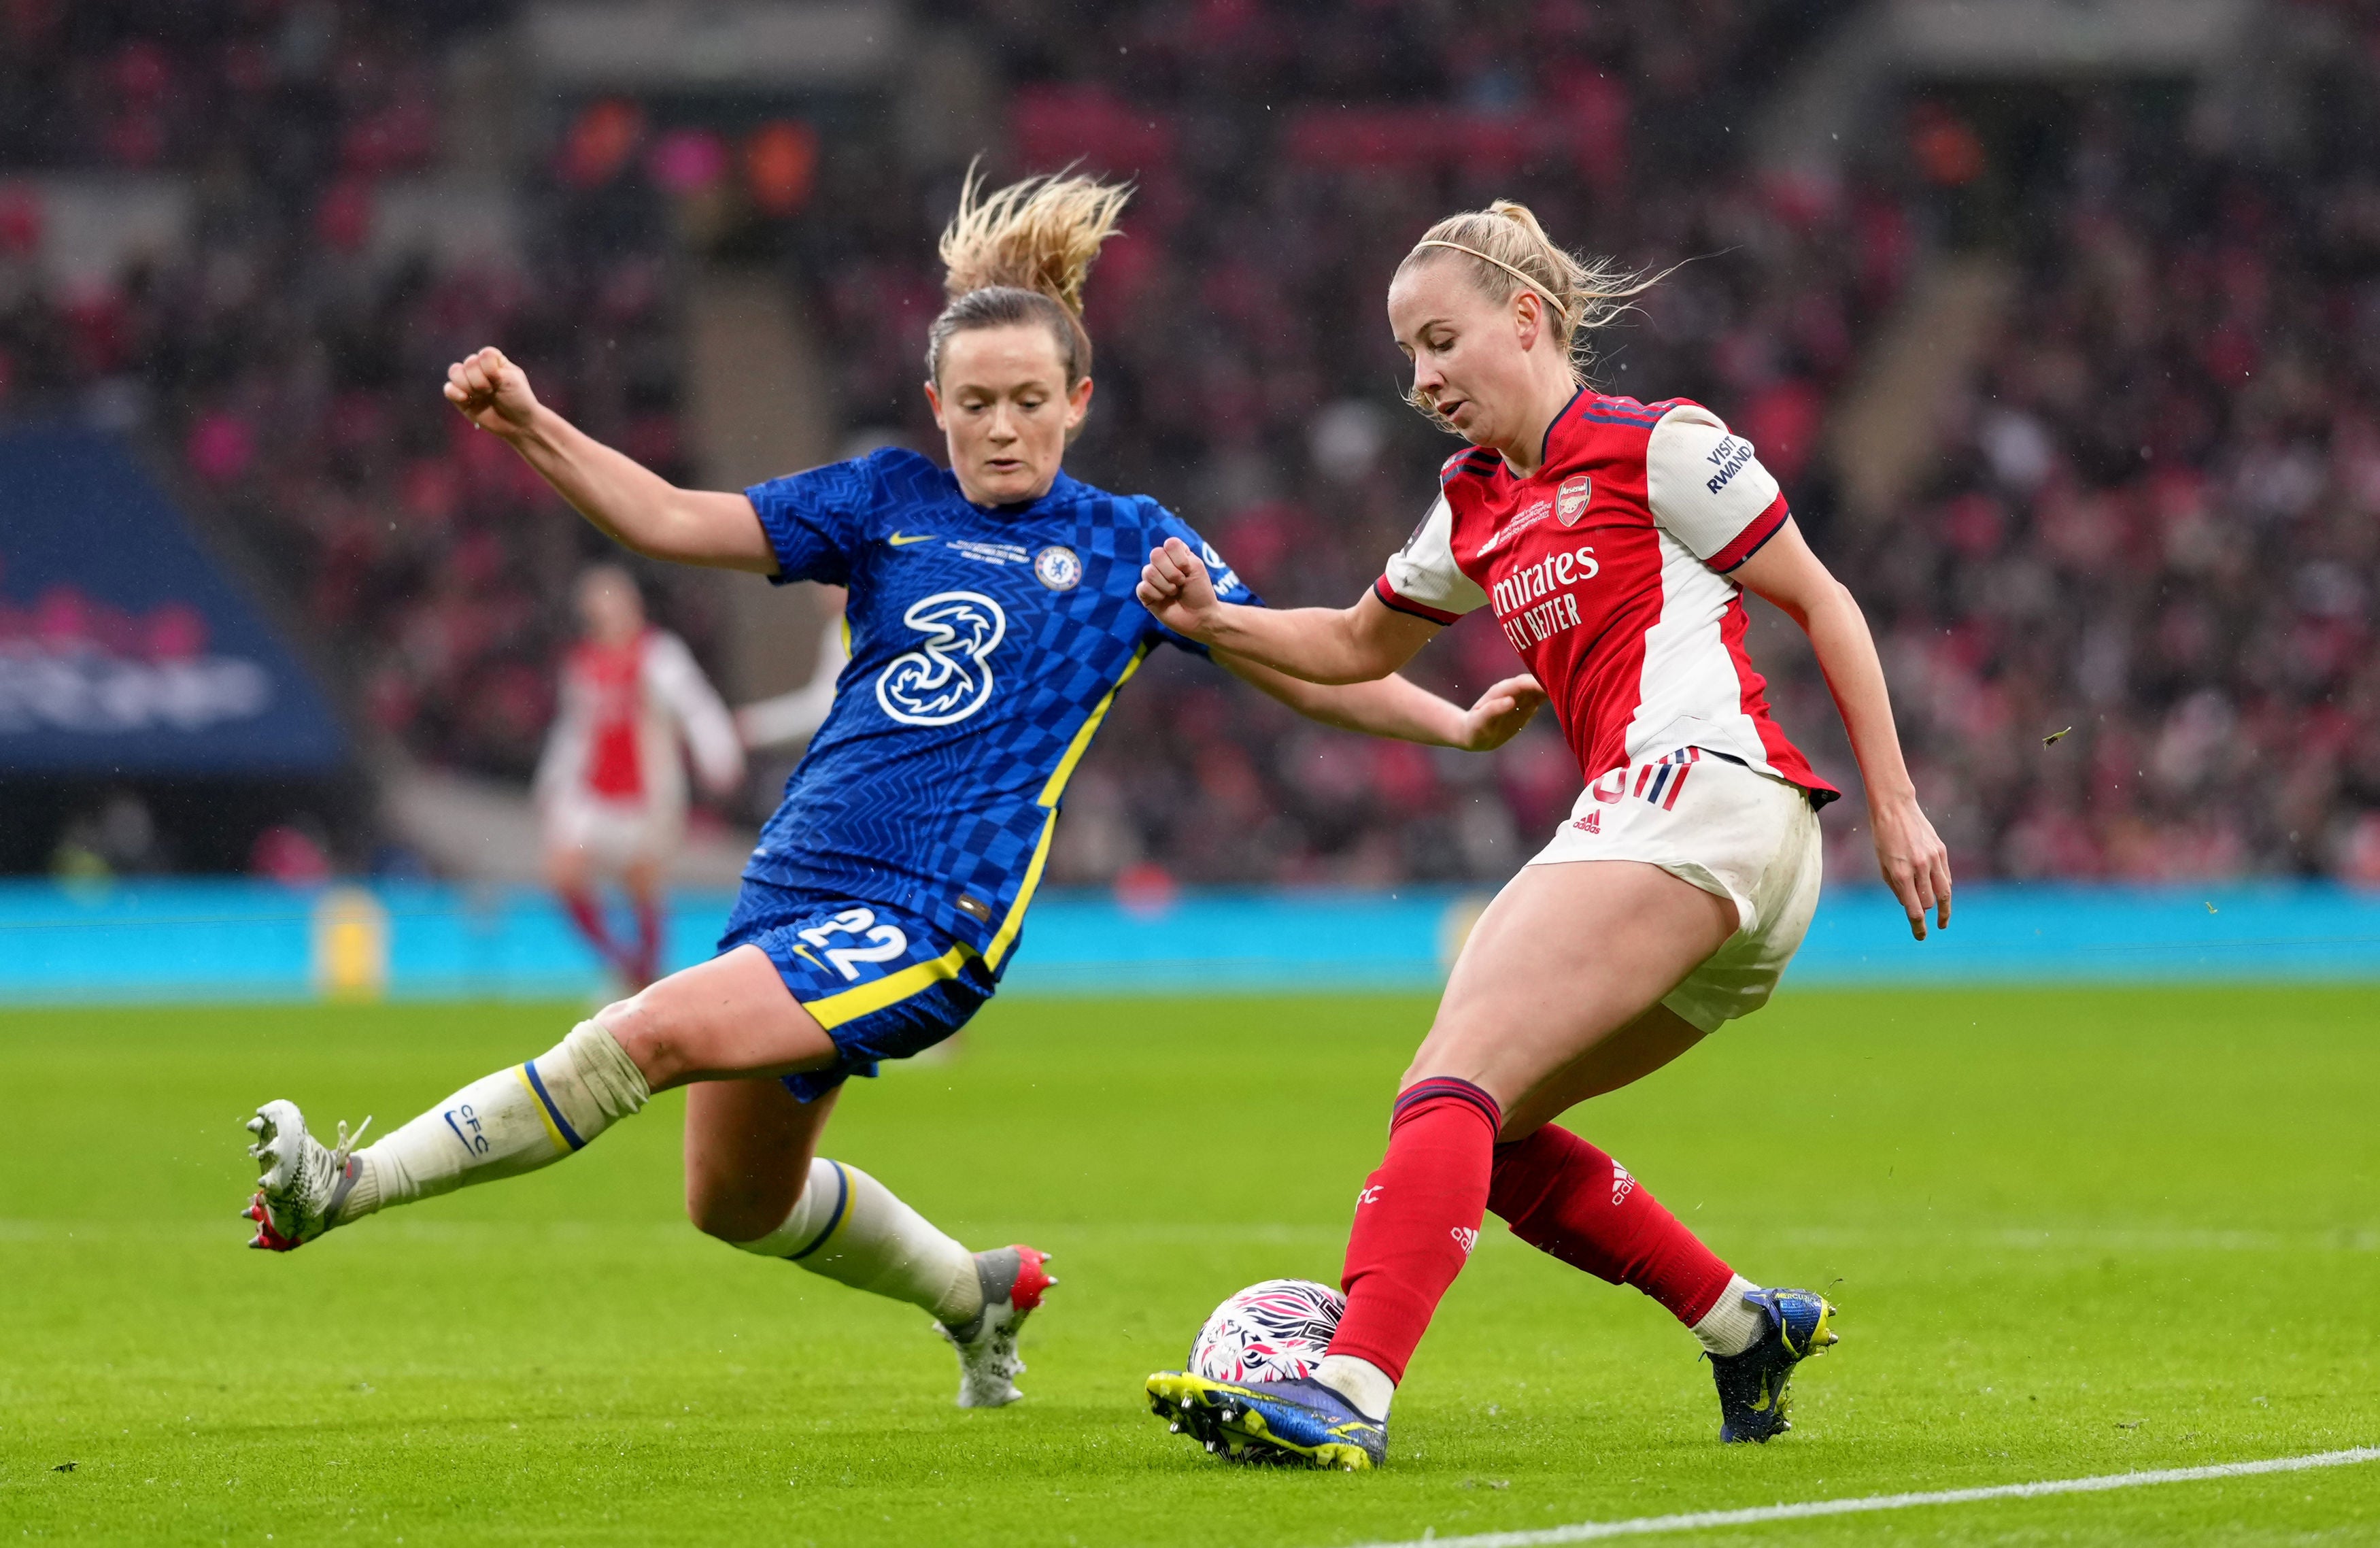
top-left (1327, 1077), bottom-right (1501, 1384)
top-left (1487, 1124), bottom-right (1735, 1326)
top-left (560, 889), bottom-right (630, 977)
top-left (631, 895), bottom-right (664, 986)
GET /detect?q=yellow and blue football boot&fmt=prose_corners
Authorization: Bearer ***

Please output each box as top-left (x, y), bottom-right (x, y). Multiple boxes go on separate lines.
top-left (1146, 1372), bottom-right (1387, 1470)
top-left (1710, 1286), bottom-right (1839, 1443)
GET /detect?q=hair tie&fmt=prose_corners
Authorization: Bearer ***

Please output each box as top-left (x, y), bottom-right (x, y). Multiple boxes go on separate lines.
top-left (1414, 239), bottom-right (1571, 329)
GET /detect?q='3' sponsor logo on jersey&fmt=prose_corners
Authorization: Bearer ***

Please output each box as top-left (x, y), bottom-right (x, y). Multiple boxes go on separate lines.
top-left (876, 590), bottom-right (1006, 726)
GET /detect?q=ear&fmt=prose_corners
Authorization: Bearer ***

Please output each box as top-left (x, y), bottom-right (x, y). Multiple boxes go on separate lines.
top-left (1511, 290), bottom-right (1546, 354)
top-left (922, 379), bottom-right (947, 431)
top-left (1064, 374), bottom-right (1093, 431)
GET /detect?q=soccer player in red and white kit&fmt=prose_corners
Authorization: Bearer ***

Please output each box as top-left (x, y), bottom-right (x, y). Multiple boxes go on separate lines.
top-left (1140, 201), bottom-right (1952, 1467)
top-left (536, 564), bottom-right (745, 990)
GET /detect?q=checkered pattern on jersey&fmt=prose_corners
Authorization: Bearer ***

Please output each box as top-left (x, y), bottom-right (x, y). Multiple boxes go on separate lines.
top-left (741, 450), bottom-right (1248, 968)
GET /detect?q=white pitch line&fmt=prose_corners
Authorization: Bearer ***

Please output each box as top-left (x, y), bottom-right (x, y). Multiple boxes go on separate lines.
top-left (1359, 1447), bottom-right (2380, 1547)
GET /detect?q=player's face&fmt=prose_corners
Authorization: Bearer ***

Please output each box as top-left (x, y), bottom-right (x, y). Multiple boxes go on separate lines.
top-left (924, 324), bottom-right (1093, 507)
top-left (1388, 260), bottom-right (1543, 451)
top-left (577, 577), bottom-right (642, 643)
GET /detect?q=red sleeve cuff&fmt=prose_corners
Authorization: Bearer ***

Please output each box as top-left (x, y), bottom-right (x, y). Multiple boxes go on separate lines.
top-left (1708, 492), bottom-right (1790, 573)
top-left (1372, 574), bottom-right (1462, 625)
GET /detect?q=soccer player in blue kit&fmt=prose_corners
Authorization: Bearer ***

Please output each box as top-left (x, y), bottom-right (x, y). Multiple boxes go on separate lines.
top-left (239, 171), bottom-right (1548, 1407)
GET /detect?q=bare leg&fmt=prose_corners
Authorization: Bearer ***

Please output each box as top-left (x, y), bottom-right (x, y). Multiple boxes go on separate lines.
top-left (673, 1019), bottom-right (993, 1349)
top-left (597, 944), bottom-right (838, 1090)
top-left (1404, 860), bottom-right (1734, 1107)
top-left (1498, 1004), bottom-right (1708, 1139)
top-left (683, 1077), bottom-right (840, 1241)
top-left (250, 926), bottom-right (1042, 1404)
top-left (549, 842), bottom-right (629, 978)
top-left (1317, 862), bottom-right (1739, 1409)
top-left (545, 841), bottom-right (591, 894)
top-left (621, 853), bottom-right (665, 989)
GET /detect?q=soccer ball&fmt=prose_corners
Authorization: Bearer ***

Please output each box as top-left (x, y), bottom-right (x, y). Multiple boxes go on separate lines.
top-left (1188, 1278), bottom-right (1346, 1383)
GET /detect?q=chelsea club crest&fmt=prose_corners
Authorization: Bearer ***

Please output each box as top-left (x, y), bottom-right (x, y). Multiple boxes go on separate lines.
top-left (1034, 545), bottom-right (1083, 592)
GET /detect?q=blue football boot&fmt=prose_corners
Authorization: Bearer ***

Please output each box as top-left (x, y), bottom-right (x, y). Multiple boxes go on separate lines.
top-left (1146, 1371), bottom-right (1387, 1470)
top-left (1709, 1286), bottom-right (1839, 1443)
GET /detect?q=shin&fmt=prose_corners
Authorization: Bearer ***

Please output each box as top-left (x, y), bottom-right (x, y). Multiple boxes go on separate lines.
top-left (1489, 1124), bottom-right (1765, 1354)
top-left (1323, 1077), bottom-right (1501, 1409)
top-left (727, 1156), bottom-right (981, 1326)
top-left (339, 1020), bottom-right (649, 1222)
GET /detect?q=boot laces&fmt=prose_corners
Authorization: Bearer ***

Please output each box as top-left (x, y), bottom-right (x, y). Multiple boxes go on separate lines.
top-left (330, 1115), bottom-right (373, 1172)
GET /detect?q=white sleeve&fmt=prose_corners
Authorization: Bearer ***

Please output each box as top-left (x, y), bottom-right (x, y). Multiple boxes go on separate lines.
top-left (734, 613), bottom-right (849, 749)
top-left (1376, 492), bottom-right (1487, 622)
top-left (1644, 403), bottom-right (1789, 572)
top-left (645, 632), bottom-right (746, 794)
top-left (534, 670), bottom-right (588, 807)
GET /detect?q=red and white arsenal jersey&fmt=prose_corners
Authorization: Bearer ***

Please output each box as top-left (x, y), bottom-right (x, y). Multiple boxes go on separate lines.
top-left (535, 628), bottom-right (745, 813)
top-left (1373, 390), bottom-right (1837, 805)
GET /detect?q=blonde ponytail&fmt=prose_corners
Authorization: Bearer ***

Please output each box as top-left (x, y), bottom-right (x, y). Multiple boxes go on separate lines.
top-left (927, 164), bottom-right (1131, 389)
top-left (938, 165), bottom-right (1128, 312)
top-left (1399, 199), bottom-right (1669, 386)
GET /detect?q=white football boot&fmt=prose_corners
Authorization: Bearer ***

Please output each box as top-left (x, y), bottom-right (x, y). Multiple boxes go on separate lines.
top-left (242, 1100), bottom-right (371, 1251)
top-left (936, 1245), bottom-right (1055, 1408)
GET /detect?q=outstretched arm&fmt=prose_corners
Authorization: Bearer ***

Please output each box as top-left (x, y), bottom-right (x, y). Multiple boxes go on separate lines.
top-left (1733, 518), bottom-right (1952, 939)
top-left (1218, 653), bottom-right (1545, 751)
top-left (443, 346), bottom-right (776, 573)
top-left (1138, 536), bottom-right (1435, 683)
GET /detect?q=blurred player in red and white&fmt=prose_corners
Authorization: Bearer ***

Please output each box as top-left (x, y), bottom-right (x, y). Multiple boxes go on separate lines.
top-left (731, 588), bottom-right (848, 752)
top-left (1142, 201), bottom-right (1952, 1467)
top-left (536, 564), bottom-right (744, 990)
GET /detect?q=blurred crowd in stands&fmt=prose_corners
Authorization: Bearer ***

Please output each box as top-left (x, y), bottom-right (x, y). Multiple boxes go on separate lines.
top-left (0, 1), bottom-right (694, 795)
top-left (5, 0), bottom-right (2379, 887)
top-left (1864, 64), bottom-right (2380, 886)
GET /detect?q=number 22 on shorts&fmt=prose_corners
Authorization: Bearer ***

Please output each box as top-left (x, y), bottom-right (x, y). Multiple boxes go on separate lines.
top-left (796, 907), bottom-right (910, 981)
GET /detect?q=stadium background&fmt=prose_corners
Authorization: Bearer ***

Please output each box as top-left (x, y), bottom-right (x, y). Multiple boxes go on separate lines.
top-left (5, 0), bottom-right (2378, 911)
top-left (3, 6), bottom-right (2379, 1545)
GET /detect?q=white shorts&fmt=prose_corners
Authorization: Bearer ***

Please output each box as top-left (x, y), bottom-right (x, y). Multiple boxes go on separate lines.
top-left (1527, 747), bottom-right (1823, 1033)
top-left (545, 790), bottom-right (681, 871)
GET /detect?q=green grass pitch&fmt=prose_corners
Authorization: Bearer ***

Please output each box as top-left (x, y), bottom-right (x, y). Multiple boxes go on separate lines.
top-left (3, 985), bottom-right (2377, 1545)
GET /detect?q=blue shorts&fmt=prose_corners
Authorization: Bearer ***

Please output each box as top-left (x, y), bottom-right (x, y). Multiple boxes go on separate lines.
top-left (717, 881), bottom-right (997, 1103)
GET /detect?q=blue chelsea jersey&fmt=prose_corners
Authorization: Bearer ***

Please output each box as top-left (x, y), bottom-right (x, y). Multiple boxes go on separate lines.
top-left (743, 446), bottom-right (1255, 972)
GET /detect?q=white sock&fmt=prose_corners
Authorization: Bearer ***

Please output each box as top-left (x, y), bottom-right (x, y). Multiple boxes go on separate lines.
top-left (731, 1156), bottom-right (980, 1326)
top-left (1691, 1273), bottom-right (1767, 1356)
top-left (337, 1021), bottom-right (649, 1222)
top-left (1314, 1353), bottom-right (1395, 1418)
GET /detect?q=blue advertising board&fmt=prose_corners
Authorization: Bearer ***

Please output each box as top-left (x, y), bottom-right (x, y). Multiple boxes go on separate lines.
top-left (1, 879), bottom-right (2377, 1005)
top-left (0, 425), bottom-right (345, 773)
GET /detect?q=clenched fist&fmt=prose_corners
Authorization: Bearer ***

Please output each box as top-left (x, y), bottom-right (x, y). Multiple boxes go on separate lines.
top-left (1136, 535), bottom-right (1225, 641)
top-left (443, 346), bottom-right (541, 439)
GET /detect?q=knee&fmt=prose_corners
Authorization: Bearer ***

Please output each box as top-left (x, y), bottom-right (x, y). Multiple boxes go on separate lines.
top-left (594, 992), bottom-right (678, 1089)
top-left (1399, 1017), bottom-right (1483, 1090)
top-left (1396, 1021), bottom-right (1520, 1116)
top-left (547, 847), bottom-right (588, 892)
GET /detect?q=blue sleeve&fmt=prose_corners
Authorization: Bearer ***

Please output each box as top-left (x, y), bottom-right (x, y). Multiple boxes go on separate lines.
top-left (744, 456), bottom-right (881, 586)
top-left (1144, 503), bottom-right (1263, 656)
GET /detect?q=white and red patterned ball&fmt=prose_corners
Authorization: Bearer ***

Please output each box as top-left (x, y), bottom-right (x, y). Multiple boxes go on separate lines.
top-left (1188, 1278), bottom-right (1346, 1383)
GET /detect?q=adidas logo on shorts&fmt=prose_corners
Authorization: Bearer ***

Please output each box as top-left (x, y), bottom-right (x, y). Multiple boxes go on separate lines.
top-left (1612, 1162), bottom-right (1635, 1205)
